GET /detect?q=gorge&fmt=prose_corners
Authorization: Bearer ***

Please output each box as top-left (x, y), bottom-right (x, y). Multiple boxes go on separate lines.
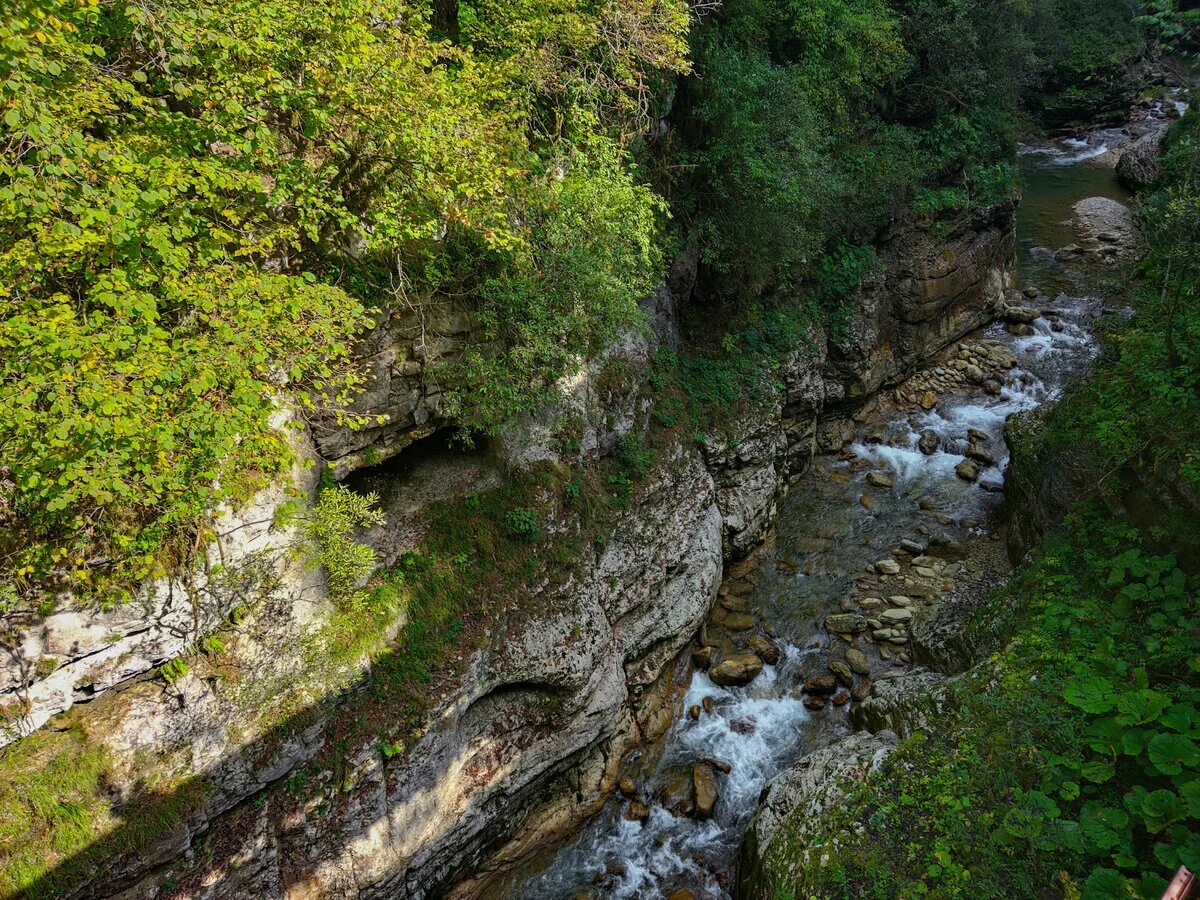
top-left (1, 3), bottom-right (1198, 900)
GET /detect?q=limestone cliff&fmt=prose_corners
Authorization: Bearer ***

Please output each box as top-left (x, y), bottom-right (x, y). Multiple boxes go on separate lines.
top-left (0, 201), bottom-right (1014, 899)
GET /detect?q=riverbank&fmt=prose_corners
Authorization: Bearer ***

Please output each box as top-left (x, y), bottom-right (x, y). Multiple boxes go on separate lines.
top-left (499, 87), bottom-right (1191, 899)
top-left (739, 94), bottom-right (1200, 900)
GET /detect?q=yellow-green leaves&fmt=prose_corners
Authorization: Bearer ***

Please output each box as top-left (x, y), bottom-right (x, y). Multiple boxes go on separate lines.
top-left (0, 0), bottom-right (689, 607)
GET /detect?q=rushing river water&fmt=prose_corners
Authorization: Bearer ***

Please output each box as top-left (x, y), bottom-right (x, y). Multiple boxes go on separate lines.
top-left (500, 99), bottom-right (1181, 900)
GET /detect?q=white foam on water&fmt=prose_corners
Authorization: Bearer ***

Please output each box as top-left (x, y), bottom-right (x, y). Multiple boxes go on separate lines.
top-left (850, 441), bottom-right (961, 483)
top-left (526, 659), bottom-right (813, 899)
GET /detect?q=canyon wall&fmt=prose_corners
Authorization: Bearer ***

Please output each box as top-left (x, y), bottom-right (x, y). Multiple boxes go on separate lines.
top-left (0, 202), bottom-right (1014, 899)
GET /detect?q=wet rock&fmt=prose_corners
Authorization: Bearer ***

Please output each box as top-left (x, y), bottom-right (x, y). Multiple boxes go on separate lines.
top-left (828, 660), bottom-right (854, 687)
top-left (803, 695), bottom-right (826, 711)
top-left (803, 673), bottom-right (839, 695)
top-left (816, 418), bottom-right (856, 453)
top-left (748, 634), bottom-right (780, 666)
top-left (619, 776), bottom-right (637, 796)
top-left (967, 428), bottom-right (990, 443)
top-left (1003, 305), bottom-right (1040, 324)
top-left (1006, 323), bottom-right (1035, 337)
top-left (701, 756), bottom-right (733, 775)
top-left (955, 459), bottom-right (980, 482)
top-left (691, 646), bottom-right (715, 670)
top-left (693, 764), bottom-right (719, 820)
top-left (965, 443), bottom-right (997, 466)
top-left (1116, 128), bottom-right (1164, 191)
top-left (723, 612), bottom-right (756, 632)
top-left (709, 654), bottom-right (763, 687)
top-left (720, 594), bottom-right (749, 613)
top-left (730, 717), bottom-right (757, 736)
top-left (1022, 286), bottom-right (1039, 299)
top-left (624, 800), bottom-right (650, 823)
top-left (824, 613), bottom-right (868, 634)
top-left (666, 890), bottom-right (697, 900)
top-left (964, 364), bottom-right (984, 384)
top-left (917, 429), bottom-right (939, 455)
top-left (982, 378), bottom-right (1002, 396)
top-left (875, 559), bottom-right (901, 575)
top-left (919, 391), bottom-right (937, 411)
top-left (688, 704), bottom-right (701, 721)
top-left (851, 676), bottom-right (872, 702)
top-left (866, 471), bottom-right (895, 488)
top-left (743, 731), bottom-right (897, 866)
top-left (831, 690), bottom-right (851, 706)
top-left (988, 346), bottom-right (1016, 368)
top-left (605, 859), bottom-right (627, 877)
top-left (859, 493), bottom-right (877, 513)
top-left (1073, 196), bottom-right (1138, 261)
top-left (927, 533), bottom-right (968, 560)
top-left (845, 649), bottom-right (870, 675)
top-left (702, 696), bottom-right (715, 715)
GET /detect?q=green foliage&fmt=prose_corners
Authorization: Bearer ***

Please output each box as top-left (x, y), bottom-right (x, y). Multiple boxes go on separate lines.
top-left (1026, 0), bottom-right (1148, 125)
top-left (299, 485), bottom-right (385, 604)
top-left (444, 144), bottom-right (666, 431)
top-left (503, 507), bottom-right (541, 543)
top-left (758, 513), bottom-right (1199, 899)
top-left (160, 658), bottom-right (189, 685)
top-left (1044, 109), bottom-right (1200, 503)
top-left (0, 0), bottom-right (692, 608)
top-left (0, 723), bottom-right (206, 898)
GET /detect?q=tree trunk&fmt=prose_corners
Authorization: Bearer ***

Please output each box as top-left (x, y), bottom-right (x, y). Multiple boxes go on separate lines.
top-left (432, 0), bottom-right (460, 43)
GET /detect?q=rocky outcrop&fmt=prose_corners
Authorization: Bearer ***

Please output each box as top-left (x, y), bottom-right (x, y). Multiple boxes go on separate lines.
top-left (0, 198), bottom-right (1017, 900)
top-left (0, 425), bottom-right (327, 750)
top-left (1072, 195), bottom-right (1139, 263)
top-left (736, 731), bottom-right (897, 898)
top-left (827, 202), bottom-right (1014, 402)
top-left (1116, 128), bottom-right (1165, 191)
top-left (850, 668), bottom-right (949, 737)
top-left (311, 300), bottom-right (479, 479)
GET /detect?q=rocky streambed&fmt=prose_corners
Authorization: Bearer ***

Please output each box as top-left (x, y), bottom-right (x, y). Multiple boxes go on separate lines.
top-left (496, 102), bottom-right (1171, 900)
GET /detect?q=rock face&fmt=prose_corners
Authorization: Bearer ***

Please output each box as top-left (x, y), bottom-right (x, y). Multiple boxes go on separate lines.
top-left (850, 668), bottom-right (949, 737)
top-left (0, 199), bottom-right (1017, 900)
top-left (737, 731), bottom-right (897, 894)
top-left (1116, 128), bottom-right (1165, 191)
top-left (1072, 196), bottom-right (1139, 263)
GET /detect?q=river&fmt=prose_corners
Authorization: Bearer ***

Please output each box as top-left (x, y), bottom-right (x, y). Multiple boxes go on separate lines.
top-left (496, 97), bottom-right (1179, 900)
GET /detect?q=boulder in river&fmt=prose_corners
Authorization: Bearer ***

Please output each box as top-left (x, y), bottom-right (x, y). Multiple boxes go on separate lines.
top-left (624, 800), bottom-right (650, 823)
top-left (1003, 305), bottom-right (1040, 324)
top-left (965, 443), bottom-right (997, 466)
top-left (692, 764), bottom-right (719, 820)
top-left (825, 613), bottom-right (868, 634)
top-left (709, 654), bottom-right (763, 687)
top-left (955, 459), bottom-right (980, 482)
top-left (918, 429), bottom-right (939, 457)
top-left (748, 634), bottom-right (780, 665)
top-left (866, 471), bottom-right (895, 488)
top-left (845, 648), bottom-right (870, 675)
top-left (1116, 128), bottom-right (1164, 191)
top-left (828, 660), bottom-right (854, 687)
top-left (1073, 196), bottom-right (1138, 261)
top-left (803, 673), bottom-right (839, 695)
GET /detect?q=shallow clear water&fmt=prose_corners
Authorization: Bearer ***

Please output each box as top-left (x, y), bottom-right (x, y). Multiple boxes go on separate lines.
top-left (499, 107), bottom-right (1165, 900)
